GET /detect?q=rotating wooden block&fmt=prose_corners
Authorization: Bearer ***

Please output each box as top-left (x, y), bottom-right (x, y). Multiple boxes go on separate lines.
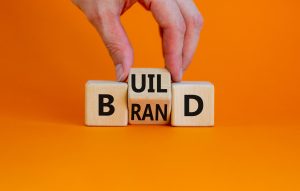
top-left (171, 82), bottom-right (214, 126)
top-left (128, 68), bottom-right (171, 125)
top-left (85, 81), bottom-right (128, 126)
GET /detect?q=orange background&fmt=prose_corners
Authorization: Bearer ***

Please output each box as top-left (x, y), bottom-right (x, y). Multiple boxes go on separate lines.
top-left (0, 0), bottom-right (299, 190)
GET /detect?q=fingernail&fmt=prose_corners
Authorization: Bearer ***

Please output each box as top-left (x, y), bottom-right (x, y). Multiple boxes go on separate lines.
top-left (115, 64), bottom-right (125, 81)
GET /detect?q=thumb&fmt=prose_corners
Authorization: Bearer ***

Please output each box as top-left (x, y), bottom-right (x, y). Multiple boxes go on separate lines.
top-left (89, 11), bottom-right (133, 81)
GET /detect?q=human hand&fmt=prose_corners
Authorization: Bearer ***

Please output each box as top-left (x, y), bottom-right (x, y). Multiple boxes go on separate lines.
top-left (72, 0), bottom-right (203, 82)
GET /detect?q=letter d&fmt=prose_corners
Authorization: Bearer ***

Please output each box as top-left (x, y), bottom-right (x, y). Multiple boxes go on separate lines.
top-left (184, 95), bottom-right (203, 116)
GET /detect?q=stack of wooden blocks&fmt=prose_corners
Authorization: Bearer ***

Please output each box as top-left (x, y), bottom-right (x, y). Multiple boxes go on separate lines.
top-left (86, 68), bottom-right (214, 127)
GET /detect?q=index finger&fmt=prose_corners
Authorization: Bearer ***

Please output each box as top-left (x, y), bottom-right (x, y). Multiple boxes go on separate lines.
top-left (140, 0), bottom-right (186, 82)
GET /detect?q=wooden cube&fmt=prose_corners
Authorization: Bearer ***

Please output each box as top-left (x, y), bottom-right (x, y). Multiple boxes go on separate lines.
top-left (171, 82), bottom-right (214, 126)
top-left (85, 81), bottom-right (128, 126)
top-left (128, 68), bottom-right (171, 125)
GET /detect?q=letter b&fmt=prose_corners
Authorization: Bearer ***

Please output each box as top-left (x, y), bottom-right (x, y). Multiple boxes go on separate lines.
top-left (98, 94), bottom-right (115, 116)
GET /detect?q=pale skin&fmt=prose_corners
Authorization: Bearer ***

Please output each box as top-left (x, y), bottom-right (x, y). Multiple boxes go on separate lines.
top-left (72, 0), bottom-right (203, 82)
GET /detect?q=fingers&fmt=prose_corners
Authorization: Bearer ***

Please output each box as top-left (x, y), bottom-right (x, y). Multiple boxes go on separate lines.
top-left (92, 14), bottom-right (133, 81)
top-left (73, 0), bottom-right (133, 81)
top-left (140, 0), bottom-right (186, 82)
top-left (176, 0), bottom-right (203, 71)
top-left (73, 0), bottom-right (203, 81)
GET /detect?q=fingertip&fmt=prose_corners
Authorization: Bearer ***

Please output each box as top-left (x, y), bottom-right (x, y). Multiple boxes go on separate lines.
top-left (115, 64), bottom-right (127, 82)
top-left (115, 57), bottom-right (133, 82)
top-left (172, 69), bottom-right (183, 82)
top-left (166, 64), bottom-right (183, 82)
top-left (183, 63), bottom-right (190, 72)
top-left (179, 69), bottom-right (183, 81)
top-left (121, 50), bottom-right (134, 82)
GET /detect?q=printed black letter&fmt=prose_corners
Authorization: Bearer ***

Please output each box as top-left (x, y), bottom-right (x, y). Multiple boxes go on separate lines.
top-left (132, 104), bottom-right (142, 120)
top-left (155, 104), bottom-right (167, 121)
top-left (157, 74), bottom-right (167, 93)
top-left (184, 95), bottom-right (203, 116)
top-left (132, 74), bottom-right (146, 93)
top-left (98, 94), bottom-right (115, 116)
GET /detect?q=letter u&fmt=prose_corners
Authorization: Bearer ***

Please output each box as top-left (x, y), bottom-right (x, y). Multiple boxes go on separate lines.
top-left (131, 74), bottom-right (146, 93)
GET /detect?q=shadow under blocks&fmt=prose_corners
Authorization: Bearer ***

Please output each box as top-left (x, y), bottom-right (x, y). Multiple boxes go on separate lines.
top-left (85, 68), bottom-right (214, 127)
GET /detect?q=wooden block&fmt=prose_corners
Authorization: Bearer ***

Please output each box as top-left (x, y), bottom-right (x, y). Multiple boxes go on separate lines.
top-left (85, 81), bottom-right (128, 126)
top-left (171, 82), bottom-right (214, 126)
top-left (128, 68), bottom-right (171, 125)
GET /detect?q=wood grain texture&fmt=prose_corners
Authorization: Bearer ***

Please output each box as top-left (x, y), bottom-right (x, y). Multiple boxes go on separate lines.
top-left (128, 68), bottom-right (171, 125)
top-left (171, 82), bottom-right (214, 126)
top-left (85, 81), bottom-right (128, 126)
